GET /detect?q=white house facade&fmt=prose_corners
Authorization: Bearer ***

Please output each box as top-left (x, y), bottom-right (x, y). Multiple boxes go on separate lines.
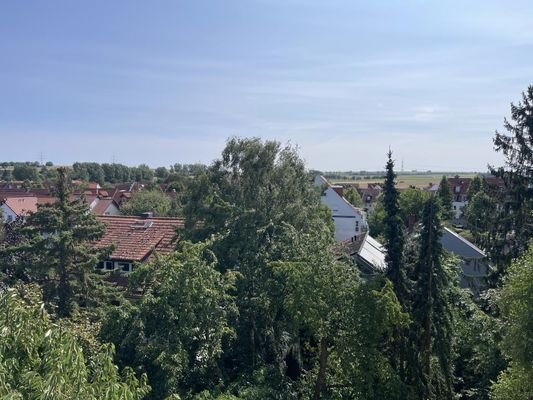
top-left (314, 175), bottom-right (368, 242)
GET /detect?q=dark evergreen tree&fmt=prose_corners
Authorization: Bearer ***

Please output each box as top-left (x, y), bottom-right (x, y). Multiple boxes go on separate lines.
top-left (3, 167), bottom-right (110, 317)
top-left (487, 85), bottom-right (533, 274)
top-left (383, 150), bottom-right (406, 303)
top-left (412, 196), bottom-right (455, 400)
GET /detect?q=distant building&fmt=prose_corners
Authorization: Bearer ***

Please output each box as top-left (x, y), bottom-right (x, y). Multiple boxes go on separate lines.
top-left (314, 175), bottom-right (368, 242)
top-left (357, 183), bottom-right (383, 213)
top-left (448, 176), bottom-right (472, 220)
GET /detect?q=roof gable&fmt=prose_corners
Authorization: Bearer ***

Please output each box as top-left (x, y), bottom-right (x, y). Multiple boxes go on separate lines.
top-left (94, 215), bottom-right (185, 261)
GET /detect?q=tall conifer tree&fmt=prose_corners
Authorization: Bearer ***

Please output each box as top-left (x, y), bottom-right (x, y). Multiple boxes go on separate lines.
top-left (383, 150), bottom-right (406, 303)
top-left (413, 196), bottom-right (454, 399)
top-left (4, 167), bottom-right (110, 316)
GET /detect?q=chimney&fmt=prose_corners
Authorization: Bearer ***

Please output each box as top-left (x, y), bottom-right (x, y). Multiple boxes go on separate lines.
top-left (141, 211), bottom-right (153, 219)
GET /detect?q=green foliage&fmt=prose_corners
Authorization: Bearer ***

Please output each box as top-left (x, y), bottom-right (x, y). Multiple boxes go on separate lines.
top-left (121, 189), bottom-right (172, 216)
top-left (411, 197), bottom-right (456, 399)
top-left (367, 197), bottom-right (386, 238)
top-left (182, 138), bottom-right (326, 370)
top-left (437, 175), bottom-right (453, 220)
top-left (343, 186), bottom-right (363, 208)
top-left (490, 245), bottom-right (533, 399)
top-left (488, 85), bottom-right (533, 271)
top-left (0, 286), bottom-right (149, 399)
top-left (382, 151), bottom-right (406, 304)
top-left (398, 187), bottom-right (430, 225)
top-left (271, 224), bottom-right (409, 400)
top-left (12, 164), bottom-right (38, 181)
top-left (1, 168), bottom-right (111, 317)
top-left (100, 242), bottom-right (237, 399)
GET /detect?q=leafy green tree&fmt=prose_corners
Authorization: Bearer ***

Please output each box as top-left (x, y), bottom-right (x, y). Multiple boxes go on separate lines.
top-left (412, 196), bottom-right (456, 399)
top-left (182, 138), bottom-right (327, 373)
top-left (398, 187), bottom-right (430, 226)
top-left (367, 197), bottom-right (386, 238)
top-left (12, 164), bottom-right (38, 181)
top-left (271, 224), bottom-right (408, 400)
top-left (155, 166), bottom-right (170, 179)
top-left (437, 175), bottom-right (453, 220)
top-left (491, 245), bottom-right (533, 399)
top-left (100, 242), bottom-right (237, 400)
top-left (121, 189), bottom-right (172, 216)
top-left (0, 286), bottom-right (149, 399)
top-left (2, 167), bottom-right (110, 317)
top-left (133, 163), bottom-right (154, 181)
top-left (343, 186), bottom-right (363, 208)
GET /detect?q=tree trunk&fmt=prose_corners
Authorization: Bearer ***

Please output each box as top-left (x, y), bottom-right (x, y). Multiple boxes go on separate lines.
top-left (313, 337), bottom-right (329, 400)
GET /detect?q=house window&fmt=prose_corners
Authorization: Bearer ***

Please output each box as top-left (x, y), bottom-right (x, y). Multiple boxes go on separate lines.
top-left (118, 262), bottom-right (132, 273)
top-left (97, 261), bottom-right (115, 270)
top-left (355, 221), bottom-right (359, 232)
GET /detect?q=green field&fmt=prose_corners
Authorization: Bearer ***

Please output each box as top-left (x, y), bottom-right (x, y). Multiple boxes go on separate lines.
top-left (330, 173), bottom-right (478, 189)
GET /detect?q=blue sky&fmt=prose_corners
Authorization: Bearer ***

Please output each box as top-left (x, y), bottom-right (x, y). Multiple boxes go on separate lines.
top-left (1, 0), bottom-right (532, 171)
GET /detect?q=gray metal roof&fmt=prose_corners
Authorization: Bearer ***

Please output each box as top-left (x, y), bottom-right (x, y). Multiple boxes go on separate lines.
top-left (440, 227), bottom-right (486, 259)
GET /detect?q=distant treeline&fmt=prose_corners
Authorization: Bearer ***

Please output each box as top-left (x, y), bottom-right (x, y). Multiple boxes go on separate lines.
top-left (0, 161), bottom-right (207, 185)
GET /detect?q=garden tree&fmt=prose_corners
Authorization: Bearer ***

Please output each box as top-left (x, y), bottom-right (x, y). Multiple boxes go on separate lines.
top-left (155, 166), bottom-right (169, 179)
top-left (182, 137), bottom-right (330, 373)
top-left (0, 216), bottom-right (30, 283)
top-left (72, 162), bottom-right (105, 184)
top-left (1, 168), bottom-right (12, 180)
top-left (486, 86), bottom-right (533, 272)
top-left (367, 197), bottom-right (386, 238)
top-left (133, 163), bottom-right (154, 181)
top-left (270, 224), bottom-right (409, 400)
top-left (121, 189), bottom-right (172, 216)
top-left (491, 245), bottom-right (533, 399)
top-left (382, 150), bottom-right (406, 304)
top-left (0, 286), bottom-right (149, 399)
top-left (437, 175), bottom-right (453, 219)
top-left (412, 196), bottom-right (456, 400)
top-left (464, 188), bottom-right (496, 245)
top-left (100, 241), bottom-right (237, 400)
top-left (12, 163), bottom-right (38, 181)
top-left (467, 175), bottom-right (483, 200)
top-left (453, 291), bottom-right (505, 400)
top-left (343, 186), bottom-right (363, 208)
top-left (1, 167), bottom-right (111, 317)
top-left (398, 187), bottom-right (430, 226)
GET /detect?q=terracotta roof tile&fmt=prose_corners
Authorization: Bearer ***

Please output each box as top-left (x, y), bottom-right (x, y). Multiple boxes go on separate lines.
top-left (1, 196), bottom-right (38, 216)
top-left (94, 215), bottom-right (185, 262)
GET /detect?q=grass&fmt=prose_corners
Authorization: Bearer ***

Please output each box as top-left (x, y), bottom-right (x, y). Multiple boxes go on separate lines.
top-left (330, 174), bottom-right (478, 189)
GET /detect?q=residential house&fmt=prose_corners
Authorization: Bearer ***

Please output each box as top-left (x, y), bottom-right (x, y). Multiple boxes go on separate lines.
top-left (441, 227), bottom-right (489, 293)
top-left (93, 214), bottom-right (184, 273)
top-left (336, 231), bottom-right (387, 274)
top-left (357, 183), bottom-right (383, 213)
top-left (448, 176), bottom-right (472, 220)
top-left (0, 196), bottom-right (38, 222)
top-left (314, 175), bottom-right (368, 242)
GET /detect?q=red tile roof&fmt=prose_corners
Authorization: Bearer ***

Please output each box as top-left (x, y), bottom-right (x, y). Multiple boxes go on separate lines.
top-left (91, 198), bottom-right (118, 215)
top-left (94, 215), bottom-right (185, 262)
top-left (1, 196), bottom-right (38, 216)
